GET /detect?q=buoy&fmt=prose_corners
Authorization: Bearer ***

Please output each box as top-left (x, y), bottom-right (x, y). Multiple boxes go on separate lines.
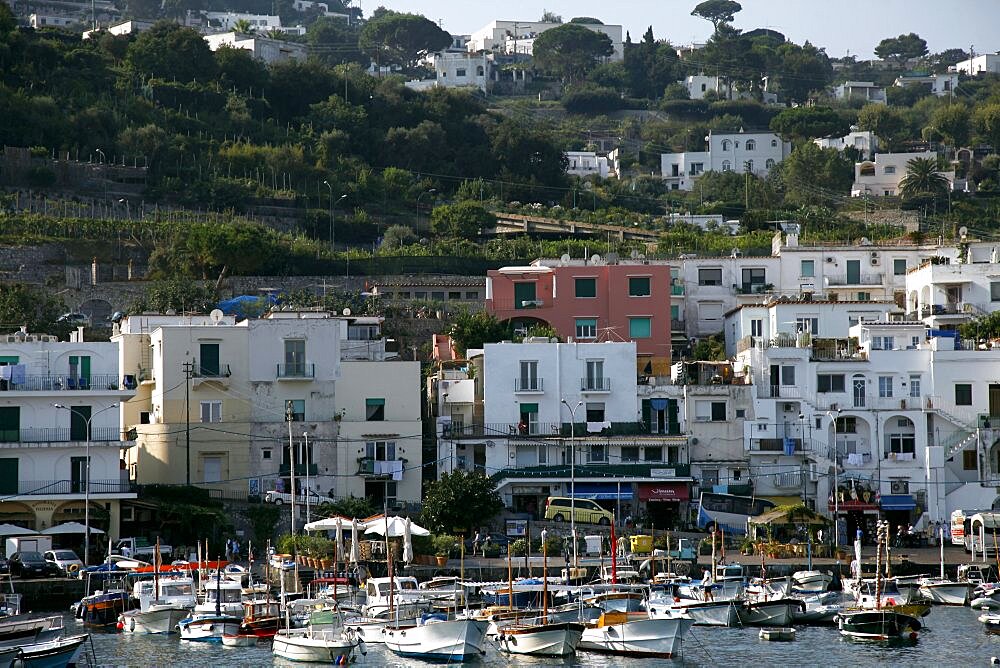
top-left (116, 621), bottom-right (124, 630)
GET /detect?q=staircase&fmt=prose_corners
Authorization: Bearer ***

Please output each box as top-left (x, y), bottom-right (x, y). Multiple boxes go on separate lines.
top-left (929, 405), bottom-right (979, 459)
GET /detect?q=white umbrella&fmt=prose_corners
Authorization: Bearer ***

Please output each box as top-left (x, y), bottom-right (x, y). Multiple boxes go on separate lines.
top-left (349, 519), bottom-right (360, 564)
top-left (364, 516), bottom-right (430, 538)
top-left (42, 522), bottom-right (105, 535)
top-left (0, 524), bottom-right (33, 537)
top-left (334, 518), bottom-right (345, 564)
top-left (402, 517), bottom-right (413, 565)
top-left (304, 516), bottom-right (347, 532)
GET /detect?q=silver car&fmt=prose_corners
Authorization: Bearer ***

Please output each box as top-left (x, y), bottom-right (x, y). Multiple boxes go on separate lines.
top-left (43, 549), bottom-right (84, 576)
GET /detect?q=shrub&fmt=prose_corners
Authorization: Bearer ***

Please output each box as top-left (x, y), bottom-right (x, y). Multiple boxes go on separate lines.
top-left (562, 86), bottom-right (623, 114)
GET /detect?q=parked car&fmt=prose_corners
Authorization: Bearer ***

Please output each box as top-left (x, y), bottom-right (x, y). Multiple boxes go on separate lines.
top-left (0, 556), bottom-right (8, 575)
top-left (43, 549), bottom-right (84, 576)
top-left (57, 313), bottom-right (91, 326)
top-left (9, 551), bottom-right (60, 578)
top-left (543, 496), bottom-right (614, 525)
top-left (264, 489), bottom-right (324, 505)
top-left (463, 532), bottom-right (511, 553)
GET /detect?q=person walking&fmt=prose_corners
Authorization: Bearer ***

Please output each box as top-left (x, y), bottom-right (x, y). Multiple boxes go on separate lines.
top-left (232, 540), bottom-right (241, 564)
top-left (702, 567), bottom-right (714, 602)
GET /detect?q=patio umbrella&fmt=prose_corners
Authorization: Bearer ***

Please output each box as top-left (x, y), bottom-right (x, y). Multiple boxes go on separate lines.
top-left (364, 516), bottom-right (430, 538)
top-left (334, 518), bottom-right (345, 564)
top-left (42, 522), bottom-right (105, 535)
top-left (304, 516), bottom-right (348, 532)
top-left (0, 524), bottom-right (33, 537)
top-left (349, 519), bottom-right (360, 564)
top-left (402, 517), bottom-right (413, 565)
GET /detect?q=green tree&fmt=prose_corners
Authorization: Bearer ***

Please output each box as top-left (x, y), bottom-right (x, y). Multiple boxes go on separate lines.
top-left (776, 143), bottom-right (854, 206)
top-left (358, 10), bottom-right (451, 70)
top-left (381, 224), bottom-right (417, 249)
top-left (540, 11), bottom-right (562, 23)
top-left (874, 32), bottom-right (928, 66)
top-left (569, 17), bottom-right (603, 24)
top-left (974, 104), bottom-right (1000, 152)
top-left (691, 0), bottom-right (742, 33)
top-left (770, 106), bottom-right (851, 140)
top-left (421, 470), bottom-right (504, 535)
top-left (125, 22), bottom-right (217, 82)
top-left (622, 26), bottom-right (680, 99)
top-left (129, 280), bottom-right (217, 313)
top-left (430, 201), bottom-right (495, 239)
top-left (307, 16), bottom-right (365, 65)
top-left (315, 496), bottom-right (378, 519)
top-left (691, 332), bottom-right (726, 361)
top-left (929, 103), bottom-right (971, 148)
top-left (898, 157), bottom-right (949, 200)
top-left (532, 23), bottom-right (614, 82)
top-left (0, 283), bottom-right (65, 333)
top-left (449, 310), bottom-right (512, 353)
top-left (215, 45), bottom-right (269, 93)
top-left (773, 42), bottom-right (833, 104)
top-left (856, 103), bottom-right (906, 150)
top-left (232, 18), bottom-right (253, 34)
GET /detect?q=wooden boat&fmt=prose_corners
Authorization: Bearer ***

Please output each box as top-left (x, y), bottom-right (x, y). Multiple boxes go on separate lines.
top-left (837, 610), bottom-right (921, 642)
top-left (239, 598), bottom-right (281, 638)
top-left (578, 611), bottom-right (694, 659)
top-left (221, 632), bottom-right (257, 647)
top-left (759, 627), bottom-right (795, 641)
top-left (17, 633), bottom-right (90, 668)
top-left (496, 621), bottom-right (584, 656)
top-left (383, 614), bottom-right (488, 662)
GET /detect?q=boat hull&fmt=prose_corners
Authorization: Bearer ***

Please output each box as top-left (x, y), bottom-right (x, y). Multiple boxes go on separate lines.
top-left (121, 606), bottom-right (191, 634)
top-left (177, 614), bottom-right (242, 642)
top-left (0, 647), bottom-right (17, 668)
top-left (579, 615), bottom-right (694, 658)
top-left (273, 629), bottom-right (360, 663)
top-left (738, 599), bottom-right (803, 627)
top-left (78, 592), bottom-right (133, 627)
top-left (648, 599), bottom-right (742, 627)
top-left (837, 611), bottom-right (921, 642)
top-left (384, 618), bottom-right (488, 662)
top-left (221, 634), bottom-right (257, 647)
top-left (17, 634), bottom-right (88, 668)
top-left (791, 571), bottom-right (833, 593)
top-left (918, 582), bottom-right (972, 606)
top-left (496, 622), bottom-right (584, 657)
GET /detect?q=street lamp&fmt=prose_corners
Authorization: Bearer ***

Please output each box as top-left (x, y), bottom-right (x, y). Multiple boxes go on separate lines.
top-left (826, 409), bottom-right (841, 552)
top-left (95, 148), bottom-right (105, 164)
top-left (560, 399), bottom-right (583, 572)
top-left (302, 432), bottom-right (311, 525)
top-left (53, 402), bottom-right (118, 568)
top-left (323, 181), bottom-right (347, 252)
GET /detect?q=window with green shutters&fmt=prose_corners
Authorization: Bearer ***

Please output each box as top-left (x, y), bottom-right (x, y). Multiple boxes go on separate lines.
top-left (513, 282), bottom-right (537, 309)
top-left (628, 277), bottom-right (651, 296)
top-left (0, 458), bottom-right (17, 494)
top-left (575, 318), bottom-right (597, 339)
top-left (70, 406), bottom-right (91, 441)
top-left (366, 398), bottom-right (385, 421)
top-left (629, 317), bottom-right (651, 338)
top-left (575, 278), bottom-right (597, 298)
top-left (0, 407), bottom-right (18, 443)
top-left (199, 343), bottom-right (220, 376)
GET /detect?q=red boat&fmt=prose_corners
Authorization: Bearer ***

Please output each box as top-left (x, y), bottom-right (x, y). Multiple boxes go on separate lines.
top-left (239, 599), bottom-right (281, 639)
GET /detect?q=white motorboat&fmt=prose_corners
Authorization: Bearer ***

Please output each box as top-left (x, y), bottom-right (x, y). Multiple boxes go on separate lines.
top-left (979, 612), bottom-right (1000, 634)
top-left (737, 598), bottom-right (804, 627)
top-left (791, 592), bottom-right (842, 624)
top-left (496, 621), bottom-right (584, 656)
top-left (177, 613), bottom-right (242, 642)
top-left (342, 615), bottom-right (393, 644)
top-left (120, 574), bottom-right (196, 634)
top-left (273, 625), bottom-right (365, 662)
top-left (677, 563), bottom-right (744, 601)
top-left (0, 614), bottom-right (63, 646)
top-left (362, 577), bottom-right (433, 620)
top-left (383, 614), bottom-right (488, 662)
top-left (578, 611), bottom-right (694, 659)
top-left (791, 570), bottom-right (833, 593)
top-left (194, 575), bottom-right (244, 616)
top-left (647, 596), bottom-right (742, 627)
top-left (16, 633), bottom-right (89, 668)
top-left (917, 577), bottom-right (972, 605)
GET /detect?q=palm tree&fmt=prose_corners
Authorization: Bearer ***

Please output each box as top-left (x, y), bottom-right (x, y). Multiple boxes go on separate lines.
top-left (898, 157), bottom-right (949, 199)
top-left (233, 19), bottom-right (254, 34)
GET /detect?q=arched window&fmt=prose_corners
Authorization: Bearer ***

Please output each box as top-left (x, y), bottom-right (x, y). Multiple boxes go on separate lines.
top-left (721, 139), bottom-right (731, 151)
top-left (745, 139), bottom-right (756, 151)
top-left (860, 162), bottom-right (875, 176)
top-left (744, 159), bottom-right (754, 173)
top-left (765, 158), bottom-right (776, 169)
top-left (477, 66), bottom-right (484, 76)
top-left (722, 160), bottom-right (731, 172)
top-left (771, 139), bottom-right (778, 148)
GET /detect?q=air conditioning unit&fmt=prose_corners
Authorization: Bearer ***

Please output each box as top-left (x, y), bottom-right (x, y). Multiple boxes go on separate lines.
top-left (826, 257), bottom-right (835, 263)
top-left (871, 257), bottom-right (880, 265)
top-left (890, 480), bottom-right (908, 494)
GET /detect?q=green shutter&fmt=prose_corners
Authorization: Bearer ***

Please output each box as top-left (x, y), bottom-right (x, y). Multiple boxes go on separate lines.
top-left (365, 398), bottom-right (385, 406)
top-left (199, 344), bottom-right (220, 376)
top-left (0, 356), bottom-right (18, 365)
top-left (520, 403), bottom-right (539, 413)
top-left (0, 407), bottom-right (18, 443)
top-left (514, 282), bottom-right (536, 309)
top-left (0, 458), bottom-right (17, 494)
top-left (629, 317), bottom-right (651, 338)
top-left (641, 399), bottom-right (651, 431)
top-left (575, 278), bottom-right (596, 298)
top-left (70, 406), bottom-right (91, 441)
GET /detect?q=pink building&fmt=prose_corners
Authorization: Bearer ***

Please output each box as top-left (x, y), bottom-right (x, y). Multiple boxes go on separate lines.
top-left (486, 260), bottom-right (673, 369)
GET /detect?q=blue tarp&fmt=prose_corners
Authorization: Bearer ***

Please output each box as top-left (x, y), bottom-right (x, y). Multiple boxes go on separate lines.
top-left (880, 494), bottom-right (916, 511)
top-left (216, 294), bottom-right (279, 318)
top-left (568, 482), bottom-right (633, 500)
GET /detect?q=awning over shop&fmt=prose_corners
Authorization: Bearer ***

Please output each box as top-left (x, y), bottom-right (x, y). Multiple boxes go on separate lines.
top-left (568, 482), bottom-right (633, 501)
top-left (762, 496), bottom-right (802, 507)
top-left (638, 482), bottom-right (689, 502)
top-left (880, 494), bottom-right (916, 511)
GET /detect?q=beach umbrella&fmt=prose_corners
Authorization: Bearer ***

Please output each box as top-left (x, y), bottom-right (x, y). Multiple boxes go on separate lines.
top-left (42, 522), bottom-right (105, 535)
top-left (304, 516), bottom-right (347, 532)
top-left (334, 518), bottom-right (345, 563)
top-left (402, 517), bottom-right (414, 565)
top-left (0, 524), bottom-right (32, 537)
top-left (349, 519), bottom-right (361, 564)
top-left (364, 516), bottom-right (430, 538)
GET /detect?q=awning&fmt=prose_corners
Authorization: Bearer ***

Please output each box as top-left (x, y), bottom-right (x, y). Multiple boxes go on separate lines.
top-left (880, 494), bottom-right (916, 511)
top-left (568, 482), bottom-right (633, 501)
top-left (762, 496), bottom-right (802, 506)
top-left (638, 482), bottom-right (689, 502)
top-left (650, 398), bottom-right (669, 411)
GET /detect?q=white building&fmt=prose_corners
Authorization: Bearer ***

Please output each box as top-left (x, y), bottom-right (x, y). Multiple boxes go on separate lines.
top-left (814, 129), bottom-right (878, 161)
top-left (83, 19), bottom-right (155, 39)
top-left (851, 151), bottom-right (955, 197)
top-left (0, 328), bottom-right (136, 542)
top-left (893, 73), bottom-right (959, 97)
top-left (30, 14), bottom-right (77, 29)
top-left (904, 257), bottom-right (1000, 329)
top-left (467, 20), bottom-right (624, 62)
top-left (203, 12), bottom-right (281, 31)
top-left (204, 32), bottom-right (308, 64)
top-left (566, 151), bottom-right (611, 179)
top-left (954, 53), bottom-right (1000, 76)
top-left (683, 75), bottom-right (720, 100)
top-left (431, 52), bottom-right (493, 91)
top-left (833, 81), bottom-right (887, 104)
top-left (661, 131), bottom-right (791, 191)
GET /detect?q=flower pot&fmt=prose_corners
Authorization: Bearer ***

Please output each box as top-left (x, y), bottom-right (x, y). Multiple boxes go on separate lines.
top-left (436, 556), bottom-right (448, 566)
top-left (320, 558), bottom-right (332, 569)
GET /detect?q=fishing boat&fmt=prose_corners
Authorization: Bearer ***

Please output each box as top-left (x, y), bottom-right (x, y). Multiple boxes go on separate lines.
top-left (759, 627), bottom-right (795, 641)
top-left (578, 611), bottom-right (694, 659)
top-left (75, 585), bottom-right (134, 627)
top-left (790, 592), bottom-right (841, 625)
top-left (979, 612), bottom-right (1000, 634)
top-left (837, 610), bottom-right (921, 642)
top-left (193, 574), bottom-right (244, 616)
top-left (361, 576), bottom-right (432, 620)
top-left (221, 632), bottom-right (257, 647)
top-left (273, 626), bottom-right (365, 663)
top-left (239, 598), bottom-right (282, 638)
top-left (383, 613), bottom-right (489, 662)
top-left (791, 570), bottom-right (833, 593)
top-left (16, 633), bottom-right (90, 668)
top-left (119, 570), bottom-right (196, 634)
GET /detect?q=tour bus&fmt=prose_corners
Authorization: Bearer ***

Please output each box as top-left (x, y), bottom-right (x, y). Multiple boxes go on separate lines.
top-left (951, 508), bottom-right (978, 547)
top-left (696, 492), bottom-right (775, 536)
top-left (964, 512), bottom-right (1000, 556)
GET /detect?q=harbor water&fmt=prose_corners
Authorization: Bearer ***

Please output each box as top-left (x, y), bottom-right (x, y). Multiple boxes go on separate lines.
top-left (74, 605), bottom-right (1000, 666)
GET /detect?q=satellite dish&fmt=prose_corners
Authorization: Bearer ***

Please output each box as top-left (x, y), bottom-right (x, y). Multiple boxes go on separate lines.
top-left (606, 252), bottom-right (619, 264)
top-left (959, 226), bottom-right (968, 239)
top-left (560, 253), bottom-right (571, 264)
top-left (630, 250), bottom-right (640, 259)
top-left (342, 308), bottom-right (352, 316)
top-left (590, 254), bottom-right (602, 265)
top-left (209, 309), bottom-right (224, 324)
top-left (860, 237), bottom-right (871, 246)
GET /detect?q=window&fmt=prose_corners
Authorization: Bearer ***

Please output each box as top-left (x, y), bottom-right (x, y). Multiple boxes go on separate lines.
top-left (519, 403), bottom-right (539, 434)
top-left (629, 317), bottom-right (651, 339)
top-left (262, 449), bottom-right (272, 460)
top-left (690, 162), bottom-right (704, 175)
top-left (736, 408), bottom-right (746, 418)
top-left (575, 277), bottom-right (597, 298)
top-left (382, 292), bottom-right (394, 299)
top-left (628, 277), bottom-right (651, 296)
top-left (745, 139), bottom-right (756, 151)
top-left (366, 440), bottom-right (396, 461)
top-left (796, 317), bottom-right (819, 334)
top-left (699, 268), bottom-right (723, 286)
top-left (722, 159), bottom-right (731, 172)
top-left (871, 336), bottom-right (894, 350)
top-left (431, 291), bottom-right (444, 300)
top-left (586, 402), bottom-right (605, 422)
top-left (465, 291), bottom-right (479, 299)
top-left (800, 260), bottom-right (815, 278)
top-left (894, 259), bottom-right (907, 276)
top-left (765, 158), bottom-right (776, 169)
top-left (670, 268), bottom-right (683, 295)
top-left (200, 401), bottom-right (222, 423)
top-left (751, 319), bottom-right (763, 337)
top-left (284, 339), bottom-right (306, 376)
top-left (711, 401), bottom-right (726, 421)
top-left (589, 443), bottom-right (607, 463)
top-left (448, 291), bottom-right (461, 300)
top-left (835, 416), bottom-right (857, 433)
top-left (455, 68), bottom-right (466, 77)
top-left (781, 365), bottom-right (796, 385)
top-left (884, 165), bottom-right (896, 174)
top-left (621, 446), bottom-right (640, 462)
top-left (513, 281), bottom-right (535, 308)
top-left (721, 140), bottom-right (731, 151)
top-left (741, 268), bottom-right (766, 292)
top-left (964, 450), bottom-right (978, 471)
top-left (670, 305), bottom-right (680, 322)
top-left (365, 398), bottom-right (385, 421)
top-left (909, 374), bottom-right (921, 398)
top-left (887, 434), bottom-right (915, 455)
top-left (857, 292), bottom-right (871, 301)
top-left (518, 361), bottom-right (539, 391)
top-left (199, 343), bottom-right (220, 377)
top-left (992, 281), bottom-right (1000, 302)
top-left (585, 360), bottom-right (604, 390)
top-left (575, 318), bottom-right (597, 339)
top-left (817, 374), bottom-right (846, 392)
top-left (744, 159), bottom-right (754, 172)
top-left (644, 446), bottom-right (663, 462)
top-left (878, 376), bottom-right (893, 398)
top-left (285, 399), bottom-right (305, 421)
top-left (956, 383), bottom-right (973, 406)
top-left (771, 139), bottom-right (778, 147)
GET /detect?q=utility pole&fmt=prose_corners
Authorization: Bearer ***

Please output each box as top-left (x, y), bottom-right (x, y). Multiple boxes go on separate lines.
top-left (287, 401), bottom-right (297, 535)
top-left (182, 360), bottom-right (194, 486)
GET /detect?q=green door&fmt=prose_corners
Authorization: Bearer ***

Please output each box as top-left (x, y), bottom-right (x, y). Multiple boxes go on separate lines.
top-left (513, 282), bottom-right (536, 309)
top-left (70, 406), bottom-right (91, 441)
top-left (0, 458), bottom-right (17, 494)
top-left (0, 407), bottom-right (18, 442)
top-left (200, 343), bottom-right (220, 376)
top-left (846, 260), bottom-right (860, 285)
top-left (71, 456), bottom-right (88, 493)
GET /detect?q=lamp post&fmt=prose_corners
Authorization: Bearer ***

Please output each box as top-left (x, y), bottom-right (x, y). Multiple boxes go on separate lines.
top-left (323, 181), bottom-right (346, 252)
top-left (560, 399), bottom-right (583, 571)
top-left (95, 148), bottom-right (105, 164)
top-left (827, 409), bottom-right (841, 552)
top-left (302, 432), bottom-right (311, 525)
top-left (53, 402), bottom-right (118, 568)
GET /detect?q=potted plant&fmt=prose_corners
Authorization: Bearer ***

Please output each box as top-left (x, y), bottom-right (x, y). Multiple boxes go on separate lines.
top-left (433, 535), bottom-right (455, 566)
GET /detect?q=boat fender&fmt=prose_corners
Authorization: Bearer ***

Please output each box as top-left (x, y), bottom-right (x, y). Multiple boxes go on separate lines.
top-left (116, 620), bottom-right (124, 630)
top-left (886, 598), bottom-right (895, 606)
top-left (68, 564), bottom-right (80, 574)
top-left (129, 617), bottom-right (135, 632)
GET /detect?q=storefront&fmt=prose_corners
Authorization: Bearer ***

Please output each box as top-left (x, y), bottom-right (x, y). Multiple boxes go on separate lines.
top-left (569, 482), bottom-right (633, 519)
top-left (880, 494), bottom-right (917, 541)
top-left (638, 482), bottom-right (689, 530)
top-left (510, 485), bottom-right (550, 519)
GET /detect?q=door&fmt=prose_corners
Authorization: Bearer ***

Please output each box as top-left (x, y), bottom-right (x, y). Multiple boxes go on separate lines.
top-left (853, 377), bottom-right (866, 408)
top-left (991, 385), bottom-right (1000, 417)
top-left (0, 407), bottom-right (18, 442)
top-left (0, 458), bottom-right (17, 494)
top-left (770, 365), bottom-right (780, 398)
top-left (513, 282), bottom-right (536, 309)
top-left (71, 456), bottom-right (88, 493)
top-left (846, 260), bottom-right (860, 285)
top-left (70, 406), bottom-right (91, 441)
top-left (200, 343), bottom-right (220, 377)
top-left (203, 456), bottom-right (222, 483)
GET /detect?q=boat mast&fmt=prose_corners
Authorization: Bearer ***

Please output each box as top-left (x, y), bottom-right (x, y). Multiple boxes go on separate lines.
top-left (874, 520), bottom-right (884, 611)
top-left (506, 543), bottom-right (514, 614)
top-left (154, 537), bottom-right (160, 604)
top-left (541, 528), bottom-right (548, 624)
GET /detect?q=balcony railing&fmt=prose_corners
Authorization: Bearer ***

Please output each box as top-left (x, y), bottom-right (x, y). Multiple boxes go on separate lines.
top-left (581, 377), bottom-right (611, 392)
top-left (826, 272), bottom-right (883, 286)
top-left (194, 364), bottom-right (232, 378)
top-left (770, 471), bottom-right (803, 489)
top-left (276, 363), bottom-right (315, 379)
top-left (907, 303), bottom-right (985, 319)
top-left (278, 463), bottom-right (319, 476)
top-left (445, 421), bottom-right (654, 439)
top-left (5, 479), bottom-right (134, 495)
top-left (749, 438), bottom-right (804, 453)
top-left (514, 378), bottom-right (544, 392)
top-left (0, 374), bottom-right (128, 392)
top-left (0, 426), bottom-right (122, 443)
top-left (489, 298), bottom-right (550, 311)
top-left (356, 457), bottom-right (404, 478)
top-left (758, 384), bottom-right (801, 399)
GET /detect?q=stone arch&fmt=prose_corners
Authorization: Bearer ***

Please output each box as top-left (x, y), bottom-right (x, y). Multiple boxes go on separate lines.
top-left (51, 500), bottom-right (109, 531)
top-left (0, 502), bottom-right (37, 530)
top-left (859, 162), bottom-right (875, 177)
top-left (78, 298), bottom-right (114, 324)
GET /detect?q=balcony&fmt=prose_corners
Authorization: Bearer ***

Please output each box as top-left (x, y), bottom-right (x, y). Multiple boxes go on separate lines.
top-left (2, 479), bottom-right (135, 496)
top-left (279, 463), bottom-right (319, 476)
top-left (492, 462), bottom-right (691, 481)
top-left (0, 426), bottom-right (123, 444)
top-left (276, 363), bottom-right (315, 380)
top-left (884, 451), bottom-right (917, 463)
top-left (0, 374), bottom-right (131, 392)
top-left (906, 303), bottom-right (985, 319)
top-left (357, 457), bottom-right (404, 479)
top-left (445, 421), bottom-right (655, 439)
top-left (514, 378), bottom-right (544, 393)
top-left (826, 272), bottom-right (883, 287)
top-left (748, 437), bottom-right (804, 453)
top-left (581, 377), bottom-right (611, 392)
top-left (758, 384), bottom-right (801, 399)
top-left (769, 471), bottom-right (803, 489)
top-left (490, 298), bottom-right (551, 312)
top-left (194, 363), bottom-right (231, 379)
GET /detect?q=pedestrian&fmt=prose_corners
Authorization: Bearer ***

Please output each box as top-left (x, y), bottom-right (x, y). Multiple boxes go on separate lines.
top-left (855, 527), bottom-right (863, 545)
top-left (121, 544), bottom-right (131, 559)
top-left (616, 535), bottom-right (628, 559)
top-left (225, 539), bottom-right (233, 562)
top-left (483, 534), bottom-right (491, 557)
top-left (472, 530), bottom-right (482, 557)
top-left (232, 540), bottom-right (240, 563)
top-left (702, 567), bottom-right (714, 602)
